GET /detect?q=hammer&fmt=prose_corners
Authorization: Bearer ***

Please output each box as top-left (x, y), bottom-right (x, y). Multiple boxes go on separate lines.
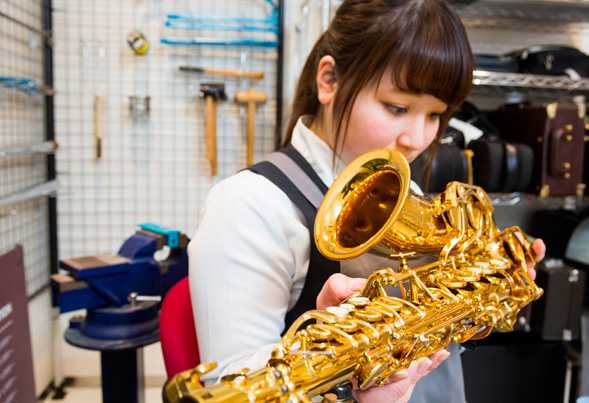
top-left (180, 66), bottom-right (264, 80)
top-left (235, 88), bottom-right (267, 167)
top-left (199, 84), bottom-right (227, 175)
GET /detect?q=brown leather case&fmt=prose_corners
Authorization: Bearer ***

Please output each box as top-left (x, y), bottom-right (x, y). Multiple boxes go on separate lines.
top-left (486, 104), bottom-right (585, 196)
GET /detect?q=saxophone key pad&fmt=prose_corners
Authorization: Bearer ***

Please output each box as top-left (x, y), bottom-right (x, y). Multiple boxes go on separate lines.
top-left (349, 297), bottom-right (370, 307)
top-left (326, 306), bottom-right (349, 316)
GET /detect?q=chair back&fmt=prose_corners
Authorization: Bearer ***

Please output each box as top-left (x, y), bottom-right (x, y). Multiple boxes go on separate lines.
top-left (159, 277), bottom-right (200, 379)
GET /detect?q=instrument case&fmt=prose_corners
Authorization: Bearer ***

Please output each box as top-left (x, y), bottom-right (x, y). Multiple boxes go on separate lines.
top-left (531, 258), bottom-right (585, 341)
top-left (474, 53), bottom-right (519, 73)
top-left (511, 45), bottom-right (589, 78)
top-left (486, 103), bottom-right (586, 197)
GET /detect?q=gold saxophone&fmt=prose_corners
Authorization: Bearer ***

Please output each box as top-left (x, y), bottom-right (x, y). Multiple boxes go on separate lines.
top-left (165, 148), bottom-right (543, 403)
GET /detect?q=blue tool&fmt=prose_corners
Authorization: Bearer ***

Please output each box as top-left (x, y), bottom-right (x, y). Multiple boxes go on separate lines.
top-left (164, 21), bottom-right (280, 35)
top-left (162, 0), bottom-right (279, 49)
top-left (51, 223), bottom-right (189, 403)
top-left (160, 37), bottom-right (278, 48)
top-left (0, 76), bottom-right (39, 92)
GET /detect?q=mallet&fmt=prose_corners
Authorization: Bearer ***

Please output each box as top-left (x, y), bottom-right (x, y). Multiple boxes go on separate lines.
top-left (235, 88), bottom-right (267, 167)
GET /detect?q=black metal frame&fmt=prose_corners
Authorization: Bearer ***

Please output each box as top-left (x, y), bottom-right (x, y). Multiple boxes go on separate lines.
top-left (275, 0), bottom-right (285, 149)
top-left (43, 0), bottom-right (58, 278)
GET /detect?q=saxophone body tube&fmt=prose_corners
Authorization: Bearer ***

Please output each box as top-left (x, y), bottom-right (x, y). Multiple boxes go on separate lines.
top-left (166, 149), bottom-right (543, 403)
top-left (166, 260), bottom-right (542, 403)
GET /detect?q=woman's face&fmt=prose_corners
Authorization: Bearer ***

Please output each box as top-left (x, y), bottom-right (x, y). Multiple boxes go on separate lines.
top-left (334, 71), bottom-right (448, 165)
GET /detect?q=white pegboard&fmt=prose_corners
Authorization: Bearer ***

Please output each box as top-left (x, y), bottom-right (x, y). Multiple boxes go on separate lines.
top-left (0, 0), bottom-right (51, 298)
top-left (53, 0), bottom-right (279, 257)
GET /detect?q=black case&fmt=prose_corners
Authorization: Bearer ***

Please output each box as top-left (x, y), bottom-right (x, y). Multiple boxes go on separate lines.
top-left (474, 53), bottom-right (519, 73)
top-left (409, 144), bottom-right (469, 193)
top-left (511, 45), bottom-right (589, 77)
top-left (531, 258), bottom-right (585, 341)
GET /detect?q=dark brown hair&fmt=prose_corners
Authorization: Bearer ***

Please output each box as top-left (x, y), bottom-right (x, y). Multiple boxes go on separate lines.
top-left (283, 0), bottom-right (474, 190)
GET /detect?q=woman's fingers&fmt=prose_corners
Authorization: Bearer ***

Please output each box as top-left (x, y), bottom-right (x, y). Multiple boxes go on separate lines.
top-left (532, 238), bottom-right (546, 262)
top-left (352, 352), bottom-right (448, 403)
top-left (425, 349), bottom-right (450, 372)
top-left (316, 273), bottom-right (367, 310)
top-left (525, 238), bottom-right (546, 281)
top-left (527, 268), bottom-right (537, 281)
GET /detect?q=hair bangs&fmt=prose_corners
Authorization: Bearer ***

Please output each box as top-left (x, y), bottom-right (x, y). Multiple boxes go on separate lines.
top-left (386, 11), bottom-right (473, 109)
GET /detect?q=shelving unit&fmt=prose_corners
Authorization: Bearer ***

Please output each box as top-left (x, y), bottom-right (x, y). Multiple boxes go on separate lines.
top-left (458, 3), bottom-right (588, 402)
top-left (456, 0), bottom-right (589, 34)
top-left (472, 70), bottom-right (589, 97)
top-left (0, 0), bottom-right (57, 298)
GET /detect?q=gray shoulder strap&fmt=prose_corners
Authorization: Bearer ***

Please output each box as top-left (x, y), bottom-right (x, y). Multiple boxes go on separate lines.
top-left (265, 152), bottom-right (325, 210)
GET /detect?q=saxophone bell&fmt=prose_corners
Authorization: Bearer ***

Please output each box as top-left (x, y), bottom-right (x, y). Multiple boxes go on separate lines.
top-left (315, 148), bottom-right (479, 262)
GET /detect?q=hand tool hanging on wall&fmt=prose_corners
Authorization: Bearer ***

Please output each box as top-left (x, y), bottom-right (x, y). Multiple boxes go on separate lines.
top-left (179, 66), bottom-right (264, 80)
top-left (129, 96), bottom-right (151, 121)
top-left (161, 37), bottom-right (278, 48)
top-left (235, 88), bottom-right (267, 167)
top-left (94, 94), bottom-right (103, 159)
top-left (199, 84), bottom-right (227, 175)
top-left (127, 30), bottom-right (149, 55)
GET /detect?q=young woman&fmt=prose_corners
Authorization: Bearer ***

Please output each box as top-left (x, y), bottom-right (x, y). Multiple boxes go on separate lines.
top-left (189, 1), bottom-right (545, 402)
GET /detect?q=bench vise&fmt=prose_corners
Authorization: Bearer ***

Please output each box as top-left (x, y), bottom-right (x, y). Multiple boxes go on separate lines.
top-left (51, 223), bottom-right (189, 340)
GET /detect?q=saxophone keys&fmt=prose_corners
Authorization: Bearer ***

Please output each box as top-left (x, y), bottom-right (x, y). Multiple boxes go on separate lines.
top-left (326, 306), bottom-right (349, 316)
top-left (335, 320), bottom-right (359, 333)
top-left (471, 261), bottom-right (498, 275)
top-left (307, 324), bottom-right (333, 341)
top-left (356, 361), bottom-right (387, 390)
top-left (463, 266), bottom-right (489, 276)
top-left (484, 276), bottom-right (505, 285)
top-left (489, 258), bottom-right (510, 269)
top-left (349, 296), bottom-right (371, 307)
top-left (351, 309), bottom-right (382, 322)
top-left (449, 269), bottom-right (480, 282)
top-left (440, 280), bottom-right (468, 288)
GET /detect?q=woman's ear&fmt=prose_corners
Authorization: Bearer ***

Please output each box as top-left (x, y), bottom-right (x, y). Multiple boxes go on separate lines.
top-left (316, 55), bottom-right (338, 105)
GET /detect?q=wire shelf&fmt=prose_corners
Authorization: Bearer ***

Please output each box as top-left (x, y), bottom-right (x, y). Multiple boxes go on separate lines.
top-left (0, 0), bottom-right (52, 298)
top-left (472, 70), bottom-right (589, 97)
top-left (457, 0), bottom-right (589, 34)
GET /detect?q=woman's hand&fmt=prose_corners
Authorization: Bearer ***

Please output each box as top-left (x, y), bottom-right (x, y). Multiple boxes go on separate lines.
top-left (316, 273), bottom-right (450, 403)
top-left (316, 273), bottom-right (367, 311)
top-left (351, 350), bottom-right (450, 403)
top-left (526, 238), bottom-right (546, 281)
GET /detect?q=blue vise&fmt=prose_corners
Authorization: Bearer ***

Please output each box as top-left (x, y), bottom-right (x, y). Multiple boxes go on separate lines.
top-left (51, 223), bottom-right (189, 341)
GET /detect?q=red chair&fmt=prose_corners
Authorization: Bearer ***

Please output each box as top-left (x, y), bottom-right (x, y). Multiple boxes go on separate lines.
top-left (159, 277), bottom-right (200, 379)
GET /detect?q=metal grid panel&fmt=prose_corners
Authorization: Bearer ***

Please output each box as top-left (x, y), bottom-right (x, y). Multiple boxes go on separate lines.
top-left (53, 0), bottom-right (278, 257)
top-left (0, 0), bottom-right (51, 297)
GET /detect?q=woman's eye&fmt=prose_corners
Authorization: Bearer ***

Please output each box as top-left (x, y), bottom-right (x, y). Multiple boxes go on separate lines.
top-left (429, 112), bottom-right (444, 121)
top-left (385, 104), bottom-right (407, 115)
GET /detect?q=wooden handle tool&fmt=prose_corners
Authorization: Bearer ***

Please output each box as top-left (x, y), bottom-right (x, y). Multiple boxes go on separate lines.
top-left (205, 96), bottom-right (217, 175)
top-left (235, 88), bottom-right (267, 167)
top-left (180, 66), bottom-right (264, 80)
top-left (94, 94), bottom-right (103, 159)
top-left (199, 84), bottom-right (227, 176)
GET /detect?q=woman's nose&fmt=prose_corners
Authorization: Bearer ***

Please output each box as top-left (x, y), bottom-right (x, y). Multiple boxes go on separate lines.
top-left (397, 118), bottom-right (426, 150)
